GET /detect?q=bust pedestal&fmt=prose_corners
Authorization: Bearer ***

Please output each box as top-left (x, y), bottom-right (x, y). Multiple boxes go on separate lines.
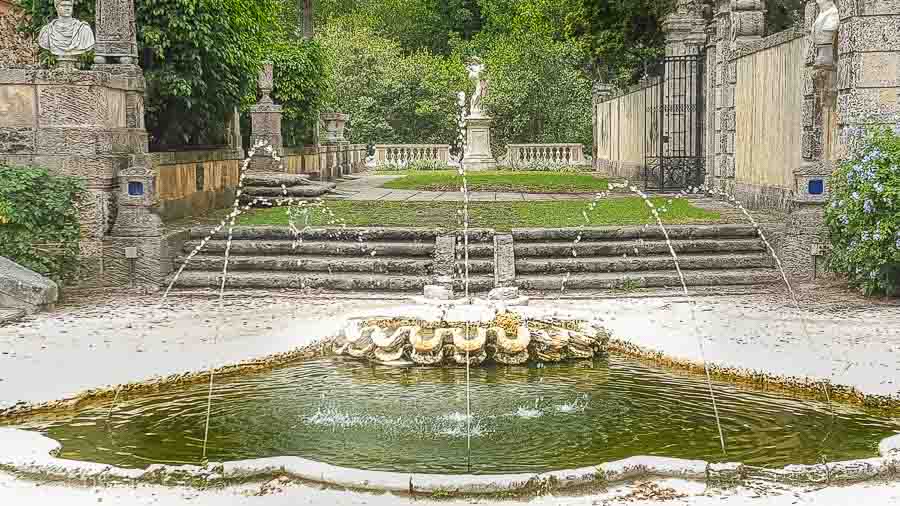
top-left (461, 115), bottom-right (497, 171)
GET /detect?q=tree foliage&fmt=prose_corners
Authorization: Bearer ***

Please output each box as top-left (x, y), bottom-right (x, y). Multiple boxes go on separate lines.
top-left (318, 20), bottom-right (469, 145)
top-left (481, 33), bottom-right (592, 155)
top-left (0, 165), bottom-right (84, 283)
top-left (266, 39), bottom-right (331, 146)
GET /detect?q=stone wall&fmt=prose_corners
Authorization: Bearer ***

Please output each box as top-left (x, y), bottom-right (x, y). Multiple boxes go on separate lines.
top-left (732, 30), bottom-right (806, 211)
top-left (593, 80), bottom-right (662, 182)
top-left (153, 148), bottom-right (244, 221)
top-left (0, 0), bottom-right (37, 66)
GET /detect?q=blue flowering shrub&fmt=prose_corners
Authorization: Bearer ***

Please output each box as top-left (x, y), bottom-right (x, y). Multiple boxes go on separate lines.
top-left (825, 126), bottom-right (900, 296)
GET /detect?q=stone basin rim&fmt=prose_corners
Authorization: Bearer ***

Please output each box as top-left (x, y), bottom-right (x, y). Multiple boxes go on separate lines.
top-left (0, 429), bottom-right (898, 498)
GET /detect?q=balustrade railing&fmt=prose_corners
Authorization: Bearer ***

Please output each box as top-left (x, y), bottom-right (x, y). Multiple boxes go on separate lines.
top-left (374, 144), bottom-right (450, 166)
top-left (282, 143), bottom-right (367, 180)
top-left (504, 144), bottom-right (586, 167)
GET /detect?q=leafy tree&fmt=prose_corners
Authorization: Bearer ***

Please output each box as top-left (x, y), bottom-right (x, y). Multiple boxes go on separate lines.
top-left (318, 20), bottom-right (468, 145)
top-left (316, 0), bottom-right (482, 55)
top-left (266, 39), bottom-right (331, 146)
top-left (481, 33), bottom-right (592, 155)
top-left (565, 0), bottom-right (673, 84)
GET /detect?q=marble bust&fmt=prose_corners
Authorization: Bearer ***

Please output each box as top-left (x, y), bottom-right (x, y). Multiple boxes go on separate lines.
top-left (38, 0), bottom-right (96, 61)
top-left (812, 0), bottom-right (839, 68)
top-left (467, 59), bottom-right (487, 118)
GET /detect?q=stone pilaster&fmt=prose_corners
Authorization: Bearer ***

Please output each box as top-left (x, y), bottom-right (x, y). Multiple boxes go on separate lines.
top-left (711, 0), bottom-right (767, 196)
top-left (704, 21), bottom-right (719, 187)
top-left (663, 1), bottom-right (708, 56)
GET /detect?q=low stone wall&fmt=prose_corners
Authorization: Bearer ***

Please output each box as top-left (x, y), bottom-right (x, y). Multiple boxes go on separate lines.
top-left (283, 144), bottom-right (367, 179)
top-left (152, 148), bottom-right (244, 222)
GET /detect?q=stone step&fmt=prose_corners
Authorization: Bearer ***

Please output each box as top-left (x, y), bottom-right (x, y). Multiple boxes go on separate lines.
top-left (242, 173), bottom-right (331, 188)
top-left (454, 259), bottom-right (494, 274)
top-left (182, 240), bottom-right (435, 257)
top-left (517, 268), bottom-right (781, 290)
top-left (511, 224), bottom-right (761, 241)
top-left (179, 255), bottom-right (434, 275)
top-left (515, 253), bottom-right (774, 274)
top-left (514, 238), bottom-right (766, 258)
top-left (189, 226), bottom-right (483, 242)
top-left (241, 185), bottom-right (334, 199)
top-left (170, 272), bottom-right (495, 292)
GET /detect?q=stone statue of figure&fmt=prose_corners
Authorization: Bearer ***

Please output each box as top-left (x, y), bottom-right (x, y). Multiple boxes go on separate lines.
top-left (813, 0), bottom-right (839, 68)
top-left (467, 59), bottom-right (487, 118)
top-left (38, 0), bottom-right (95, 61)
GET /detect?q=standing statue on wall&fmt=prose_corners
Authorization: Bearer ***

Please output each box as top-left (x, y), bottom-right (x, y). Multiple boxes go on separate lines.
top-left (812, 0), bottom-right (840, 68)
top-left (467, 59), bottom-right (487, 118)
top-left (38, 0), bottom-right (95, 66)
top-left (94, 0), bottom-right (139, 64)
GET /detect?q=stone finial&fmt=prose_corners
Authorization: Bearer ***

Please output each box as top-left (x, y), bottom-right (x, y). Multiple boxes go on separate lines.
top-left (38, 0), bottom-right (95, 68)
top-left (812, 0), bottom-right (839, 69)
top-left (730, 0), bottom-right (766, 42)
top-left (258, 61), bottom-right (274, 104)
top-left (93, 0), bottom-right (139, 64)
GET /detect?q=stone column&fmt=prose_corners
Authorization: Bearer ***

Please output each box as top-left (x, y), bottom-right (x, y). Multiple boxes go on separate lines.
top-left (249, 62), bottom-right (283, 173)
top-left (300, 0), bottom-right (314, 39)
top-left (704, 22), bottom-right (718, 187)
top-left (93, 0), bottom-right (139, 65)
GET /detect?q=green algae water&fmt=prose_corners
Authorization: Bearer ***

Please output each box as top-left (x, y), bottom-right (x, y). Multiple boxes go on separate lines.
top-left (9, 357), bottom-right (899, 473)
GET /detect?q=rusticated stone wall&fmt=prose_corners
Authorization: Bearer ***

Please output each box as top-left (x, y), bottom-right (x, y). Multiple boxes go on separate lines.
top-left (0, 0), bottom-right (37, 66)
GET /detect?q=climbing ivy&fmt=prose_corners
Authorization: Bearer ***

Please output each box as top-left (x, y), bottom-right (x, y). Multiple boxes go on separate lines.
top-left (0, 165), bottom-right (84, 283)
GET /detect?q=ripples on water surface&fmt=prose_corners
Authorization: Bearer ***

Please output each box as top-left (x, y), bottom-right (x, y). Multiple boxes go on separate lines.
top-left (11, 357), bottom-right (899, 473)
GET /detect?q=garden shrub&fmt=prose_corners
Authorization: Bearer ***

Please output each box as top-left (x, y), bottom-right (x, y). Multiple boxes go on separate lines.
top-left (824, 126), bottom-right (900, 296)
top-left (0, 165), bottom-right (84, 283)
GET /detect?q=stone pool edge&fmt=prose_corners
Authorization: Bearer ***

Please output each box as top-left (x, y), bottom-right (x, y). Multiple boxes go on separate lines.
top-left (0, 429), bottom-right (898, 497)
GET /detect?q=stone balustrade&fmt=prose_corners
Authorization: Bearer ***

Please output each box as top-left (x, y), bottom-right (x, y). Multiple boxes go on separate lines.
top-left (374, 144), bottom-right (450, 166)
top-left (504, 144), bottom-right (586, 167)
top-left (282, 143), bottom-right (367, 180)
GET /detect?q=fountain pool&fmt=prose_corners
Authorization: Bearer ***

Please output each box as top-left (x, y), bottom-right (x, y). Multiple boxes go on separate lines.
top-left (7, 355), bottom-right (897, 474)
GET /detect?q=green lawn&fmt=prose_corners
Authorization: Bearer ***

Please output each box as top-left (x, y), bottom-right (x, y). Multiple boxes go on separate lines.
top-left (235, 198), bottom-right (720, 231)
top-left (379, 170), bottom-right (610, 194)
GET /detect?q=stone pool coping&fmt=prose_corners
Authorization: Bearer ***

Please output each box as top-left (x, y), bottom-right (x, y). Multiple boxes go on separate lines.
top-left (0, 429), bottom-right (898, 496)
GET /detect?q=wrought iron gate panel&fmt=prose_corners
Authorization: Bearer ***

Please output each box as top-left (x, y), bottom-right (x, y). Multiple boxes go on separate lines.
top-left (644, 52), bottom-right (706, 191)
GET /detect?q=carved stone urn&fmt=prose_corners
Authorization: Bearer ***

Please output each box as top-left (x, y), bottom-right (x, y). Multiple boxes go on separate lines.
top-left (320, 112), bottom-right (350, 143)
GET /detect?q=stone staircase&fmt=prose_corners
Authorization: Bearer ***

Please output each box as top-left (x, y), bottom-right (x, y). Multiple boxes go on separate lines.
top-left (168, 225), bottom-right (782, 293)
top-left (173, 227), bottom-right (440, 291)
top-left (513, 225), bottom-right (780, 291)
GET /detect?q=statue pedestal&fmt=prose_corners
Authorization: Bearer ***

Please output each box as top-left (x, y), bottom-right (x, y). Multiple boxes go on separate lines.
top-left (462, 115), bottom-right (497, 171)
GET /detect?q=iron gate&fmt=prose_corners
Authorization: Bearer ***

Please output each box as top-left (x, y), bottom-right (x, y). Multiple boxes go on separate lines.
top-left (643, 52), bottom-right (706, 191)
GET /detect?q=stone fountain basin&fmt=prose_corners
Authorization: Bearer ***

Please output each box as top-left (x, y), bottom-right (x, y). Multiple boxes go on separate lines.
top-left (1, 428), bottom-right (898, 495)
